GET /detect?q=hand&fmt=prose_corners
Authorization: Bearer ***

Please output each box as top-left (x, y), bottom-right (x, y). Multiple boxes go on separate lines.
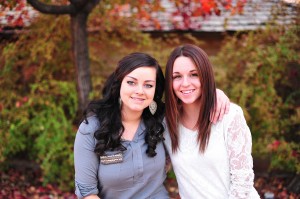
top-left (210, 89), bottom-right (230, 124)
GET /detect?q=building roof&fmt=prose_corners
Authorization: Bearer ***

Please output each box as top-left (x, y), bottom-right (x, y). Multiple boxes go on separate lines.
top-left (138, 0), bottom-right (299, 32)
top-left (0, 0), bottom-right (298, 34)
top-left (0, 4), bottom-right (38, 30)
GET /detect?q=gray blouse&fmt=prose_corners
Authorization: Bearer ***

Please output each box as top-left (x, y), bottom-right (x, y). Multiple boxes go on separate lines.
top-left (74, 116), bottom-right (169, 199)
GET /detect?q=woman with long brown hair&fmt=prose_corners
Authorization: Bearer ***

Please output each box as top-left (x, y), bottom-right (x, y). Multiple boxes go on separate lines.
top-left (164, 44), bottom-right (260, 199)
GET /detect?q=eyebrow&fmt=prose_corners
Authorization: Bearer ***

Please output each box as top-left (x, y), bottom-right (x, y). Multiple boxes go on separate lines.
top-left (126, 76), bottom-right (155, 82)
top-left (173, 69), bottom-right (198, 74)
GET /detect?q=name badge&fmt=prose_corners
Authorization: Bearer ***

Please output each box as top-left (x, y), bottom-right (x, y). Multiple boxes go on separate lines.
top-left (100, 152), bottom-right (123, 165)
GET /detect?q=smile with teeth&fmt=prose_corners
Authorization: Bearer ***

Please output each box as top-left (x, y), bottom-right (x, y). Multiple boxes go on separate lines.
top-left (181, 89), bottom-right (194, 95)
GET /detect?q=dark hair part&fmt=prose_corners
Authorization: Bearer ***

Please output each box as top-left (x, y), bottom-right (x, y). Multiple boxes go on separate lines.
top-left (165, 44), bottom-right (216, 153)
top-left (84, 52), bottom-right (165, 157)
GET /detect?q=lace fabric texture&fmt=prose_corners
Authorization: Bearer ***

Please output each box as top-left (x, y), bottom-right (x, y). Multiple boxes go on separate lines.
top-left (163, 104), bottom-right (260, 199)
top-left (227, 111), bottom-right (256, 199)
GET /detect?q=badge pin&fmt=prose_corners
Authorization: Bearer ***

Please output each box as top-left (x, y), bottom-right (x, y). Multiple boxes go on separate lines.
top-left (100, 152), bottom-right (123, 165)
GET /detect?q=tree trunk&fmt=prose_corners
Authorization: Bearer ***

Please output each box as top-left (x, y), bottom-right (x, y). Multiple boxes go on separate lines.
top-left (71, 12), bottom-right (92, 115)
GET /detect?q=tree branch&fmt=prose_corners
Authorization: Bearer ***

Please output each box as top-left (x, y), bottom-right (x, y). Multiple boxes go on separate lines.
top-left (69, 0), bottom-right (87, 8)
top-left (27, 0), bottom-right (77, 15)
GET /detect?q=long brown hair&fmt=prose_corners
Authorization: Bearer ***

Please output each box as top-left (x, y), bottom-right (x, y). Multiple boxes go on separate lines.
top-left (165, 44), bottom-right (216, 153)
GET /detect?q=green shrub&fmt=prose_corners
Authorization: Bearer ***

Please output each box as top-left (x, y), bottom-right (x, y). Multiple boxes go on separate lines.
top-left (214, 22), bottom-right (300, 173)
top-left (0, 5), bottom-right (177, 190)
top-left (0, 15), bottom-right (77, 190)
top-left (0, 80), bottom-right (77, 188)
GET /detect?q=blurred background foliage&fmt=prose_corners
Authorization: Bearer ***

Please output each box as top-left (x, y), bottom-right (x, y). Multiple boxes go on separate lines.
top-left (0, 14), bottom-right (77, 188)
top-left (214, 21), bottom-right (300, 173)
top-left (0, 1), bottom-right (299, 191)
top-left (0, 2), bottom-right (177, 190)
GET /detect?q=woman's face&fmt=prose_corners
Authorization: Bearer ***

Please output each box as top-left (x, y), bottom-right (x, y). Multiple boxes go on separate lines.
top-left (172, 56), bottom-right (202, 105)
top-left (120, 66), bottom-right (156, 114)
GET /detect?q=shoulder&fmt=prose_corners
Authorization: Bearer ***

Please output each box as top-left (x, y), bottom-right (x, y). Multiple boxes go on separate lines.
top-left (162, 117), bottom-right (172, 148)
top-left (223, 103), bottom-right (245, 120)
top-left (162, 117), bottom-right (167, 127)
top-left (162, 117), bottom-right (169, 136)
top-left (215, 103), bottom-right (246, 128)
top-left (227, 103), bottom-right (244, 118)
top-left (78, 115), bottom-right (100, 135)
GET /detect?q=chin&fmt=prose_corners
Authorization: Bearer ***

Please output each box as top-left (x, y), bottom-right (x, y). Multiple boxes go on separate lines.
top-left (131, 107), bottom-right (146, 112)
top-left (181, 98), bottom-right (198, 105)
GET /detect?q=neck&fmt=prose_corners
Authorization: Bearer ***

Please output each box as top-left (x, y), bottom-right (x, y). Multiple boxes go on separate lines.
top-left (121, 109), bottom-right (142, 141)
top-left (181, 101), bottom-right (201, 130)
top-left (121, 110), bottom-right (142, 124)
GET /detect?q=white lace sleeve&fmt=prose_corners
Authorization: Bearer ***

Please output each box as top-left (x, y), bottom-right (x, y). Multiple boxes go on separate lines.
top-left (227, 109), bottom-right (255, 199)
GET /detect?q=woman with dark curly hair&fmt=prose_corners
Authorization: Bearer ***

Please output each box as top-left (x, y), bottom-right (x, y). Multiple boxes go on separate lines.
top-left (74, 52), bottom-right (168, 199)
top-left (74, 52), bottom-right (229, 199)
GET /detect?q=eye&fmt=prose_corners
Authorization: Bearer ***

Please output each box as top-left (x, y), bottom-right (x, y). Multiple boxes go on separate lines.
top-left (127, 81), bottom-right (135, 86)
top-left (144, 84), bottom-right (154, 88)
top-left (172, 75), bottom-right (181, 80)
top-left (191, 73), bottom-right (199, 77)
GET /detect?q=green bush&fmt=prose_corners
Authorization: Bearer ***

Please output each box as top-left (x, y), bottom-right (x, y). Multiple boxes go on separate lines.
top-left (0, 15), bottom-right (77, 189)
top-left (0, 4), bottom-right (177, 190)
top-left (214, 22), bottom-right (300, 173)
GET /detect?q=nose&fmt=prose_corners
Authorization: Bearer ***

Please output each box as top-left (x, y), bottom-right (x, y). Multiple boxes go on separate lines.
top-left (182, 76), bottom-right (190, 87)
top-left (135, 84), bottom-right (144, 94)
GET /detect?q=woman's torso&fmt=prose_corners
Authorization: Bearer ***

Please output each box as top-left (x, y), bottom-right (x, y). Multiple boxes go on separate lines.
top-left (99, 121), bottom-right (168, 199)
top-left (75, 116), bottom-right (168, 199)
top-left (163, 103), bottom-right (260, 199)
top-left (164, 121), bottom-right (230, 199)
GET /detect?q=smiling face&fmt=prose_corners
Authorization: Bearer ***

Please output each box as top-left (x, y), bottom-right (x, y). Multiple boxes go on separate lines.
top-left (120, 66), bottom-right (156, 115)
top-left (172, 56), bottom-right (201, 106)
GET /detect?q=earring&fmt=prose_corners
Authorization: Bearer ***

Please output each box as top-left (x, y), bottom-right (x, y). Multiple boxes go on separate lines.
top-left (149, 101), bottom-right (157, 115)
top-left (119, 97), bottom-right (122, 108)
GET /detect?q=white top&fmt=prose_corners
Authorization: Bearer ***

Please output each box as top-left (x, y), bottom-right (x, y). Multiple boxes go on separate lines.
top-left (164, 103), bottom-right (260, 199)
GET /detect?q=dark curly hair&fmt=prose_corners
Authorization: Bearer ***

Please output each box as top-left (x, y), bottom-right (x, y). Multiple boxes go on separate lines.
top-left (84, 52), bottom-right (165, 157)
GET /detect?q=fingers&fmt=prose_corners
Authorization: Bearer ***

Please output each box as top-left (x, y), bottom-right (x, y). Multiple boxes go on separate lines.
top-left (212, 88), bottom-right (231, 124)
top-left (217, 99), bottom-right (226, 122)
top-left (216, 92), bottom-right (230, 122)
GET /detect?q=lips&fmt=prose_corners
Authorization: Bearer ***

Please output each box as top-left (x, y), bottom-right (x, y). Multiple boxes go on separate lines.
top-left (131, 97), bottom-right (145, 102)
top-left (181, 89), bottom-right (194, 95)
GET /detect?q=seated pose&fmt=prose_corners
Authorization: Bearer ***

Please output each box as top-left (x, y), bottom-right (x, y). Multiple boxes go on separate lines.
top-left (74, 52), bottom-right (230, 199)
top-left (163, 44), bottom-right (260, 199)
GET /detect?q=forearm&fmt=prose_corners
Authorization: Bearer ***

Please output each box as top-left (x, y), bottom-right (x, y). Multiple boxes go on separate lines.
top-left (227, 107), bottom-right (255, 198)
top-left (74, 122), bottom-right (100, 199)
